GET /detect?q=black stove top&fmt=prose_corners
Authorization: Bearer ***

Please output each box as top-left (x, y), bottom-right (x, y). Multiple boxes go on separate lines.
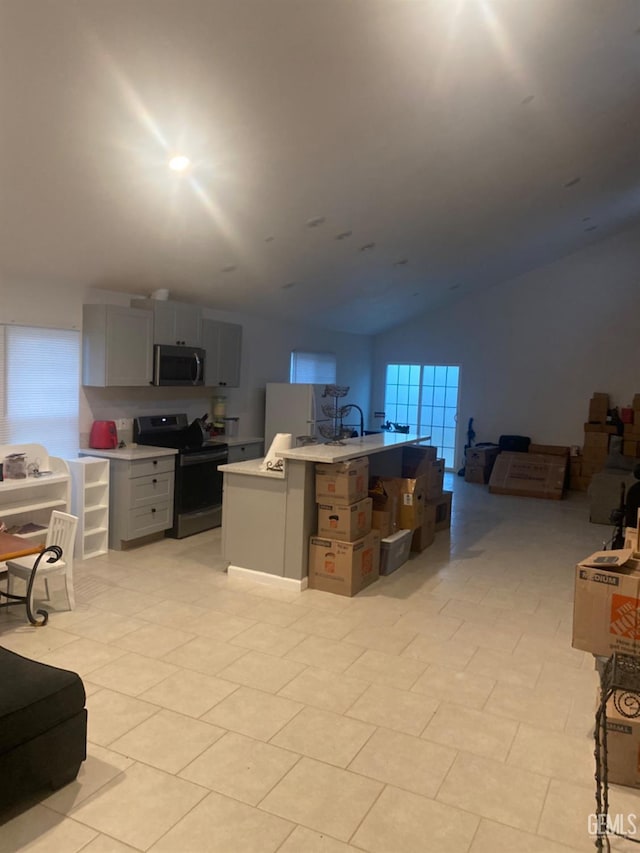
top-left (134, 413), bottom-right (227, 453)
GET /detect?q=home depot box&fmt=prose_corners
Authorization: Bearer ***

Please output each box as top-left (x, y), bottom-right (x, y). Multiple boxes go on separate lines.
top-left (401, 444), bottom-right (437, 477)
top-left (308, 530), bottom-right (380, 597)
top-left (380, 529), bottom-right (412, 575)
top-left (411, 501), bottom-right (436, 551)
top-left (606, 693), bottom-right (640, 788)
top-left (528, 444), bottom-right (570, 458)
top-left (371, 476), bottom-right (426, 531)
top-left (488, 452), bottom-right (566, 500)
top-left (317, 497), bottom-right (372, 542)
top-left (315, 457), bottom-right (369, 503)
top-left (465, 445), bottom-right (500, 467)
top-left (572, 549), bottom-right (640, 657)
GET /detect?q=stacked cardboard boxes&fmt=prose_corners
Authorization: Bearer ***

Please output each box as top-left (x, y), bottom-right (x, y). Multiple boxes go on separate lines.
top-left (581, 392), bottom-right (614, 484)
top-left (309, 457), bottom-right (380, 596)
top-left (572, 546), bottom-right (640, 788)
top-left (464, 445), bottom-right (500, 484)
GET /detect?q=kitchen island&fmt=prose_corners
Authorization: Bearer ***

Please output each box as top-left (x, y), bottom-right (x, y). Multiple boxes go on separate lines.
top-left (220, 432), bottom-right (431, 590)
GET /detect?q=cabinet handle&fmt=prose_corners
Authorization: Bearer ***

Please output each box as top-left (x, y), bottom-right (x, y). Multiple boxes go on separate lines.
top-left (153, 460), bottom-right (158, 465)
top-left (152, 478), bottom-right (157, 484)
top-left (151, 507), bottom-right (156, 513)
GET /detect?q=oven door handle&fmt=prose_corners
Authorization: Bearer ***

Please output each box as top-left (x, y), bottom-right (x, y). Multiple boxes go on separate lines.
top-left (192, 352), bottom-right (202, 385)
top-left (179, 451), bottom-right (228, 467)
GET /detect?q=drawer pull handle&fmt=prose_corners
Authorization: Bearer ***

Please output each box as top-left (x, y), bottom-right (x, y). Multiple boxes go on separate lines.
top-left (152, 478), bottom-right (157, 484)
top-left (153, 460), bottom-right (158, 465)
top-left (151, 507), bottom-right (156, 513)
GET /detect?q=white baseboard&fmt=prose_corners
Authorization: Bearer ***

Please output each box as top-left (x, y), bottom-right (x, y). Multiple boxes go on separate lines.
top-left (227, 565), bottom-right (308, 592)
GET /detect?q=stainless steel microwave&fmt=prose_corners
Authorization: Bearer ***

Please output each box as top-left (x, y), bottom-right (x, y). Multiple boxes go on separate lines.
top-left (152, 344), bottom-right (206, 386)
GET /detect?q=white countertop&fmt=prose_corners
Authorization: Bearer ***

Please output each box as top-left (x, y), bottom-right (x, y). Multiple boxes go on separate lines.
top-left (78, 445), bottom-right (178, 461)
top-left (219, 458), bottom-right (285, 479)
top-left (276, 432), bottom-right (432, 463)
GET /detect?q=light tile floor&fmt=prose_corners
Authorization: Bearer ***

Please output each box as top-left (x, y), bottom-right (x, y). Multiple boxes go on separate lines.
top-left (2, 474), bottom-right (639, 852)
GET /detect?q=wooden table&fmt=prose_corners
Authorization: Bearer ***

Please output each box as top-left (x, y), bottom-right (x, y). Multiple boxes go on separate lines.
top-left (0, 532), bottom-right (43, 562)
top-left (0, 533), bottom-right (51, 625)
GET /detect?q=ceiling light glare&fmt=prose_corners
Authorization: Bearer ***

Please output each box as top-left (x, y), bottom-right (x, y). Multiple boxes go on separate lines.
top-left (168, 155), bottom-right (191, 172)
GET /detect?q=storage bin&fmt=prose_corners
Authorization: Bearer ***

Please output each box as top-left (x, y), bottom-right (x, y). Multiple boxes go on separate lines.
top-left (379, 529), bottom-right (412, 575)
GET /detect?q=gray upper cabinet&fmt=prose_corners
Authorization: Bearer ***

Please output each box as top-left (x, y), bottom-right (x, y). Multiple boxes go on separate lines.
top-left (202, 319), bottom-right (242, 387)
top-left (82, 304), bottom-right (153, 387)
top-left (132, 298), bottom-right (202, 347)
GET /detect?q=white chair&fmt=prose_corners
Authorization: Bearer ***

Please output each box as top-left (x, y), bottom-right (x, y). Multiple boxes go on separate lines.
top-left (6, 511), bottom-right (78, 613)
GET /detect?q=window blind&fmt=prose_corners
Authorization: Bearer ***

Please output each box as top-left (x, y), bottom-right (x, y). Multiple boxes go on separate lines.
top-left (0, 325), bottom-right (81, 459)
top-left (290, 350), bottom-right (337, 384)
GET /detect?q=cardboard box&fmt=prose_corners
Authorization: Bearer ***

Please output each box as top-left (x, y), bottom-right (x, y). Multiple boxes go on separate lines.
top-left (424, 458), bottom-right (445, 500)
top-left (308, 530), bottom-right (380, 597)
top-left (528, 444), bottom-right (570, 457)
top-left (606, 692), bottom-right (640, 788)
top-left (401, 445), bottom-right (437, 477)
top-left (465, 445), bottom-right (500, 466)
top-left (488, 452), bottom-right (566, 500)
top-left (624, 423), bottom-right (640, 438)
top-left (584, 432), bottom-right (611, 451)
top-left (425, 490), bottom-right (452, 532)
top-left (380, 529), bottom-right (412, 575)
top-left (315, 457), bottom-right (369, 503)
top-left (633, 394), bottom-right (640, 410)
top-left (411, 502), bottom-right (436, 551)
top-left (464, 465), bottom-right (492, 484)
top-left (572, 549), bottom-right (640, 657)
top-left (571, 475), bottom-right (591, 491)
top-left (589, 393), bottom-right (609, 423)
top-left (317, 497), bottom-right (372, 542)
top-left (624, 440), bottom-right (640, 458)
top-left (371, 509), bottom-right (393, 539)
top-left (369, 476), bottom-right (426, 531)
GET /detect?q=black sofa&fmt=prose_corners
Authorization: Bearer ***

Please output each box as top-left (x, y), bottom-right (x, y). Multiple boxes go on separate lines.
top-left (0, 646), bottom-right (87, 812)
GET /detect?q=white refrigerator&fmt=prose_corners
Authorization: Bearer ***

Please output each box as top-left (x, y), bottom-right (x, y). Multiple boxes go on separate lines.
top-left (264, 383), bottom-right (329, 449)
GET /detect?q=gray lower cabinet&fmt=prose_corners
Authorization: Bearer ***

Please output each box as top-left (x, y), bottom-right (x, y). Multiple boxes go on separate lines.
top-left (227, 442), bottom-right (264, 464)
top-left (108, 455), bottom-right (175, 549)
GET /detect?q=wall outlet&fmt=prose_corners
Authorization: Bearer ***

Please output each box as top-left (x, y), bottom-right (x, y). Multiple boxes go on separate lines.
top-left (116, 418), bottom-right (131, 432)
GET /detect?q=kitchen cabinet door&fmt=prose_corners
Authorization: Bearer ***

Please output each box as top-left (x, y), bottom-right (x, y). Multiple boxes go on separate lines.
top-left (132, 299), bottom-right (202, 347)
top-left (83, 304), bottom-right (153, 387)
top-left (202, 319), bottom-right (242, 387)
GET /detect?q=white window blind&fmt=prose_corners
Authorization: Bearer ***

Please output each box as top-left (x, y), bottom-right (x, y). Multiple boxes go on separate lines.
top-left (0, 325), bottom-right (81, 459)
top-left (290, 350), bottom-right (337, 384)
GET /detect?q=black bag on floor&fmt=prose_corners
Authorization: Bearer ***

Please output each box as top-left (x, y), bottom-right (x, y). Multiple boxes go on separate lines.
top-left (498, 435), bottom-right (530, 453)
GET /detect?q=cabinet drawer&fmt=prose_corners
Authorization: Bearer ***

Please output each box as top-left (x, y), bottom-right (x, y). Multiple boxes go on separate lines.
top-left (227, 443), bottom-right (264, 464)
top-left (129, 456), bottom-right (175, 479)
top-left (127, 502), bottom-right (172, 539)
top-left (129, 472), bottom-right (174, 508)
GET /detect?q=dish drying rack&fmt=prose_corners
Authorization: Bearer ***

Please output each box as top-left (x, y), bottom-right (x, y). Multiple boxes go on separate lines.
top-left (317, 385), bottom-right (358, 445)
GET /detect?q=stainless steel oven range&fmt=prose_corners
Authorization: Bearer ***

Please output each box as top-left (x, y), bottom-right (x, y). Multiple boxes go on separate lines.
top-left (133, 413), bottom-right (228, 539)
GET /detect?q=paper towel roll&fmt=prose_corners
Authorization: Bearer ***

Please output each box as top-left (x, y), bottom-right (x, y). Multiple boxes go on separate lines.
top-left (260, 433), bottom-right (292, 472)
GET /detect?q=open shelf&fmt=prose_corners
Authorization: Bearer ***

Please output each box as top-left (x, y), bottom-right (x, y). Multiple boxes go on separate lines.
top-left (69, 458), bottom-right (110, 560)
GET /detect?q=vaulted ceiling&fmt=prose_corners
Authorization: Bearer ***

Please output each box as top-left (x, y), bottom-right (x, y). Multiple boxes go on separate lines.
top-left (2, 1), bottom-right (640, 333)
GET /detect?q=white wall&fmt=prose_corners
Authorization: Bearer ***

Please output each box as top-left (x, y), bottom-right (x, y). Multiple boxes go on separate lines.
top-left (373, 222), bottom-right (640, 468)
top-left (1, 282), bottom-right (373, 446)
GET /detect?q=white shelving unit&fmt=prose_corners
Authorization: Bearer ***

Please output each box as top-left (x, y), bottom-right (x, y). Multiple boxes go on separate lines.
top-left (69, 457), bottom-right (110, 559)
top-left (0, 443), bottom-right (70, 543)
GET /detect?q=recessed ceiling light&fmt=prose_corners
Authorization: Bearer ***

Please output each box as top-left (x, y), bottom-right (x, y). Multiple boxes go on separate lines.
top-left (584, 225), bottom-right (598, 232)
top-left (394, 259), bottom-right (409, 266)
top-left (582, 216), bottom-right (591, 222)
top-left (168, 155), bottom-right (191, 172)
top-left (521, 95), bottom-right (535, 105)
top-left (282, 282), bottom-right (296, 289)
top-left (359, 242), bottom-right (375, 252)
top-left (306, 216), bottom-right (325, 228)
top-left (221, 264), bottom-right (237, 273)
top-left (335, 231), bottom-right (353, 240)
top-left (564, 176), bottom-right (581, 188)
top-left (265, 236), bottom-right (275, 242)
top-left (449, 284), bottom-right (459, 290)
